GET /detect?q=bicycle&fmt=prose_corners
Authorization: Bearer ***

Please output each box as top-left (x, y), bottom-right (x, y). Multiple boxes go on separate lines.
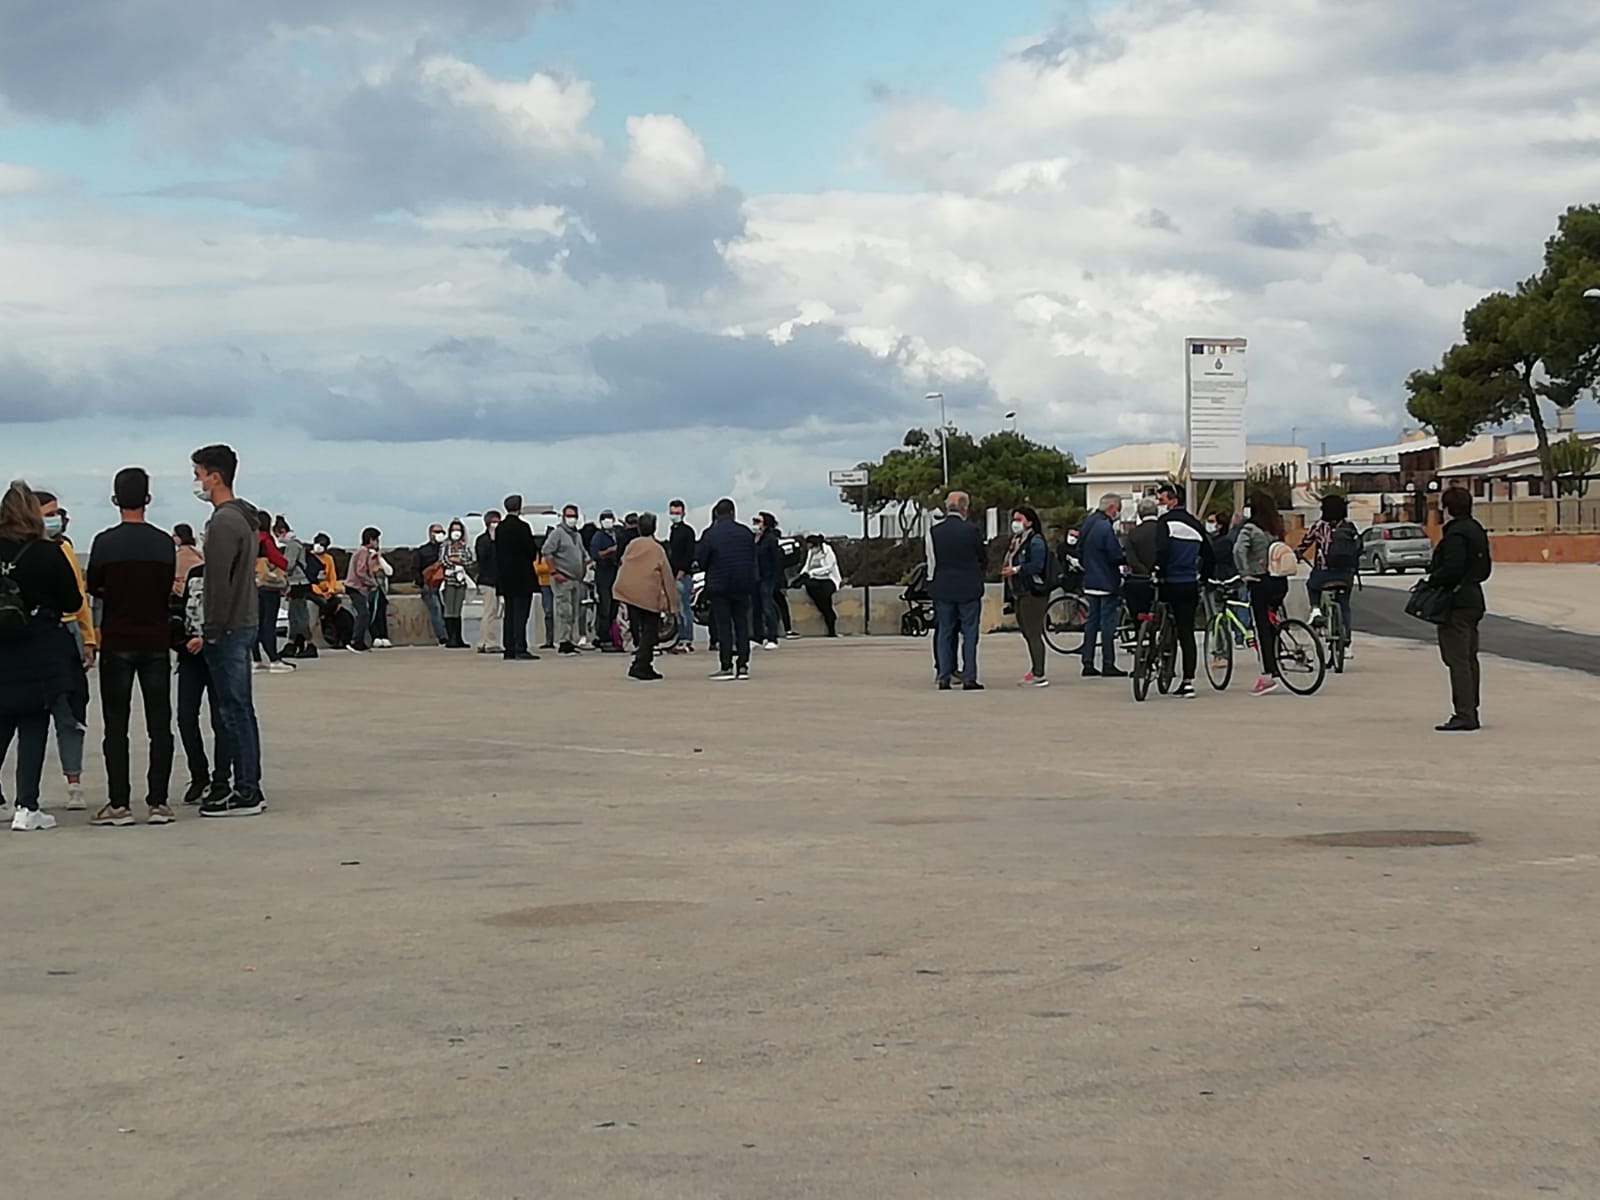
top-left (1130, 590), bottom-right (1177, 703)
top-left (1204, 577), bottom-right (1326, 695)
top-left (1202, 577), bottom-right (1254, 692)
top-left (1307, 576), bottom-right (1358, 675)
top-left (1041, 590), bottom-right (1087, 654)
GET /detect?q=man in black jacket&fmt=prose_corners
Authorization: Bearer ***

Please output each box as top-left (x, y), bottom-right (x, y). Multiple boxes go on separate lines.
top-left (473, 510), bottom-right (502, 654)
top-left (666, 499), bottom-right (697, 651)
top-left (928, 491), bottom-right (987, 691)
top-left (494, 496), bottom-right (540, 661)
top-left (696, 498), bottom-right (757, 680)
top-left (1429, 489), bottom-right (1492, 732)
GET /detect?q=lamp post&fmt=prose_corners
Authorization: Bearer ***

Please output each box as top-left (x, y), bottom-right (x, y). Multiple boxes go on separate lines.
top-left (926, 391), bottom-right (949, 486)
top-left (1584, 288), bottom-right (1600, 300)
top-left (1004, 409), bottom-right (1018, 433)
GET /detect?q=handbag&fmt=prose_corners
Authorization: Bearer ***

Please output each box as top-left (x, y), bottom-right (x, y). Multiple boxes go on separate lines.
top-left (422, 560), bottom-right (446, 589)
top-left (255, 556), bottom-right (288, 591)
top-left (1405, 579), bottom-right (1456, 625)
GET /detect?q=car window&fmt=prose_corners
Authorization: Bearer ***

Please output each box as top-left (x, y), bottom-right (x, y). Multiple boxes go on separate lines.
top-left (1363, 529), bottom-right (1381, 543)
top-left (1390, 525), bottom-right (1428, 540)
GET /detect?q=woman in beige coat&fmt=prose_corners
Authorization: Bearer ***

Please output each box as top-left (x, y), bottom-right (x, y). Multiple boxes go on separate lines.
top-left (611, 512), bottom-right (681, 681)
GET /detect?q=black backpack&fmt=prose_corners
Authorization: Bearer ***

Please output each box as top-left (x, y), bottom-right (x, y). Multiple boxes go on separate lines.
top-left (1326, 520), bottom-right (1361, 572)
top-left (0, 542), bottom-right (36, 641)
top-left (1034, 539), bottom-right (1062, 596)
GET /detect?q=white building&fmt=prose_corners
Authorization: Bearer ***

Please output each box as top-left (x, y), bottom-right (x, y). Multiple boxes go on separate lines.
top-left (1075, 440), bottom-right (1310, 511)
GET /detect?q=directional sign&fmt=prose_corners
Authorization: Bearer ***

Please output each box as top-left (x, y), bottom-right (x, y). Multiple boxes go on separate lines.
top-left (1185, 338), bottom-right (1248, 479)
top-left (829, 469), bottom-right (870, 488)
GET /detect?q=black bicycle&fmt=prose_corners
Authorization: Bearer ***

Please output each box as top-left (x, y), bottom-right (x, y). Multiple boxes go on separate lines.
top-left (1131, 591), bottom-right (1177, 703)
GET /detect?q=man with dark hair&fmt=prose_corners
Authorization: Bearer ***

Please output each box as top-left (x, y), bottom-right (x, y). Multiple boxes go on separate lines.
top-left (666, 499), bottom-right (697, 652)
top-left (1154, 481), bottom-right (1215, 699)
top-left (1429, 489), bottom-right (1492, 732)
top-left (697, 498), bottom-right (756, 680)
top-left (190, 444), bottom-right (266, 816)
top-left (495, 496), bottom-right (539, 661)
top-left (87, 467), bottom-right (177, 825)
top-left (589, 509), bottom-right (622, 652)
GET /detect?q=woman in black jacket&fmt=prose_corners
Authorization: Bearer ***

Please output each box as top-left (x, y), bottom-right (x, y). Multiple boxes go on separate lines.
top-left (1429, 489), bottom-right (1492, 732)
top-left (753, 513), bottom-right (784, 649)
top-left (0, 480), bottom-right (84, 830)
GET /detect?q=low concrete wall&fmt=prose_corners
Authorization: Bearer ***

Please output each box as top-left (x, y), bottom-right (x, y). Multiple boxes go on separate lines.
top-left (1488, 533), bottom-right (1600, 564)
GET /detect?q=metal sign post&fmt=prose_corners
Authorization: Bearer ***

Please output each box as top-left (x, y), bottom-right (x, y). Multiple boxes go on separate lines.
top-left (1185, 338), bottom-right (1249, 482)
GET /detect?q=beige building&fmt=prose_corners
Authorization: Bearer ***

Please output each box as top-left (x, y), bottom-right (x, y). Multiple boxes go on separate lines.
top-left (1076, 440), bottom-right (1311, 510)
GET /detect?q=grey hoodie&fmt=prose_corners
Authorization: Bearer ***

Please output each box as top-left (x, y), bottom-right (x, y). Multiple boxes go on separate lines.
top-left (202, 497), bottom-right (260, 639)
top-left (542, 522), bottom-right (586, 581)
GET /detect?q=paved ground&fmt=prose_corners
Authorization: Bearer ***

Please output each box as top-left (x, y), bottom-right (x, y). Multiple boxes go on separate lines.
top-left (1363, 562), bottom-right (1600, 635)
top-left (5, 635), bottom-right (1598, 1199)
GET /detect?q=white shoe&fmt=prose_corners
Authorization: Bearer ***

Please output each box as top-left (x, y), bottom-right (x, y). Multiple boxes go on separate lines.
top-left (577, 637), bottom-right (592, 648)
top-left (252, 661), bottom-right (268, 673)
top-left (64, 783), bottom-right (86, 811)
top-left (761, 640), bottom-right (779, 650)
top-left (11, 808), bottom-right (57, 831)
top-left (377, 639), bottom-right (393, 648)
top-left (267, 660), bottom-right (296, 673)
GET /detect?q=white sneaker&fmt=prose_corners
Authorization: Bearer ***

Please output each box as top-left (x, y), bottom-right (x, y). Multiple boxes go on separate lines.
top-left (267, 660), bottom-right (296, 673)
top-left (253, 661), bottom-right (269, 673)
top-left (376, 639), bottom-right (393, 648)
top-left (761, 640), bottom-right (779, 650)
top-left (64, 783), bottom-right (86, 810)
top-left (577, 637), bottom-right (592, 649)
top-left (11, 808), bottom-right (57, 831)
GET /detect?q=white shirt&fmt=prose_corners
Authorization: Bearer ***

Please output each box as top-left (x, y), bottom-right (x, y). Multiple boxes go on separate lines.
top-left (801, 543), bottom-right (842, 587)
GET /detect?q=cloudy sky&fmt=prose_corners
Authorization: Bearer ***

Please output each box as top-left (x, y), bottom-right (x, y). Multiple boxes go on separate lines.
top-left (3, 0), bottom-right (1597, 541)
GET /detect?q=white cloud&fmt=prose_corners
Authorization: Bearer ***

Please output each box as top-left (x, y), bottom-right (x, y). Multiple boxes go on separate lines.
top-left (416, 58), bottom-right (601, 161)
top-left (617, 114), bottom-right (727, 207)
top-left (0, 162), bottom-right (55, 194)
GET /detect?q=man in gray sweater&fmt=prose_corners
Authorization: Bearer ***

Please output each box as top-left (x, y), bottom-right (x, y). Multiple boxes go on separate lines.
top-left (541, 503), bottom-right (587, 656)
top-left (191, 444), bottom-right (267, 817)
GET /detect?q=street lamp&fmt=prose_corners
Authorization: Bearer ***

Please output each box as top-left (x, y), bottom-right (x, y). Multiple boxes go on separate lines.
top-left (926, 391), bottom-right (949, 486)
top-left (1004, 409), bottom-right (1018, 433)
top-left (1585, 288), bottom-right (1600, 300)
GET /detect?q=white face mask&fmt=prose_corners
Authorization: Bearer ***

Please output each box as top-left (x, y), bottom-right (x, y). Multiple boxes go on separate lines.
top-left (192, 479), bottom-right (210, 502)
top-left (600, 519), bottom-right (615, 531)
top-left (313, 543), bottom-right (327, 554)
top-left (564, 515), bottom-right (578, 528)
top-left (432, 531), bottom-right (445, 543)
top-left (1242, 507), bottom-right (1252, 520)
top-left (1011, 520), bottom-right (1025, 534)
top-left (1205, 522), bottom-right (1219, 535)
top-left (450, 530), bottom-right (463, 541)
top-left (670, 513), bottom-right (684, 524)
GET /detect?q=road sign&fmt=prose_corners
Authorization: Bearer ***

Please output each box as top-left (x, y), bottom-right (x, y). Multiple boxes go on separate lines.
top-left (829, 469), bottom-right (870, 488)
top-left (1185, 338), bottom-right (1248, 479)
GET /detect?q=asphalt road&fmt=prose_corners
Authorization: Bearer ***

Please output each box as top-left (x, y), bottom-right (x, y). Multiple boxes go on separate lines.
top-left (1354, 583), bottom-right (1600, 677)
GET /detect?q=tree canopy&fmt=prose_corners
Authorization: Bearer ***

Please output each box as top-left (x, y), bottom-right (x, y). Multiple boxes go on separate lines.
top-left (843, 427), bottom-right (1082, 530)
top-left (1406, 205), bottom-right (1600, 491)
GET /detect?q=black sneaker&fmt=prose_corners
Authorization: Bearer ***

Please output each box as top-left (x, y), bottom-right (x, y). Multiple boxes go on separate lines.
top-left (962, 680), bottom-right (985, 691)
top-left (1174, 681), bottom-right (1197, 699)
top-left (1101, 665), bottom-right (1129, 679)
top-left (708, 669), bottom-right (737, 681)
top-left (538, 643), bottom-right (556, 650)
top-left (937, 678), bottom-right (953, 690)
top-left (1081, 664), bottom-right (1101, 678)
top-left (558, 643), bottom-right (579, 657)
top-left (182, 778), bottom-right (209, 806)
top-left (735, 667), bottom-right (750, 681)
top-left (200, 789), bottom-right (264, 818)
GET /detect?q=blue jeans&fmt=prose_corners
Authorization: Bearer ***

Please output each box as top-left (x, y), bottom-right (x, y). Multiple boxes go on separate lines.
top-left (934, 598), bottom-right (981, 683)
top-left (421, 587), bottom-right (447, 643)
top-left (349, 589), bottom-right (372, 650)
top-left (1081, 593), bottom-right (1119, 669)
top-left (756, 583), bottom-right (779, 643)
top-left (539, 585), bottom-right (555, 645)
top-left (677, 576), bottom-right (694, 643)
top-left (204, 626), bottom-right (262, 796)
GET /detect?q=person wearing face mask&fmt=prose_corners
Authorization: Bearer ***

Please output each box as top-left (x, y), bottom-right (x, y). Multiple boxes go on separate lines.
top-left (438, 518), bottom-right (475, 649)
top-left (30, 490), bottom-right (94, 811)
top-left (1001, 506), bottom-right (1050, 686)
top-left (796, 533), bottom-right (842, 638)
top-left (190, 443), bottom-right (268, 817)
top-left (1078, 494), bottom-right (1127, 678)
top-left (277, 516), bottom-right (316, 658)
top-left (541, 505), bottom-right (587, 655)
top-left (752, 512), bottom-right (784, 650)
top-left (665, 499), bottom-right (698, 652)
top-left (371, 539), bottom-right (394, 648)
top-left (0, 481), bottom-right (85, 831)
top-left (252, 509), bottom-right (293, 674)
top-left (1153, 482), bottom-right (1215, 700)
top-left (344, 527), bottom-right (382, 652)
top-left (588, 510), bottom-right (623, 653)
top-left (414, 523), bottom-right (449, 646)
top-left (473, 509), bottom-right (502, 655)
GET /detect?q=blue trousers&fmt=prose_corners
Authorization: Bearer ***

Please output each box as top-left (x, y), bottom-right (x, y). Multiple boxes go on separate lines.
top-left (1081, 593), bottom-right (1120, 668)
top-left (934, 598), bottom-right (981, 683)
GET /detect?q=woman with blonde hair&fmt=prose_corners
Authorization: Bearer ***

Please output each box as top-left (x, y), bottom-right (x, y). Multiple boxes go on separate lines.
top-left (0, 481), bottom-right (84, 830)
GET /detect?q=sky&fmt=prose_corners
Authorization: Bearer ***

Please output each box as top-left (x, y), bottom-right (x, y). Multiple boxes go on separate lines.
top-left (2, 0), bottom-right (1598, 542)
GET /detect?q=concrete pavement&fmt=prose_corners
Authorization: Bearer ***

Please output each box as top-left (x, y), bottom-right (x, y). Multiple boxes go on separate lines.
top-left (4, 635), bottom-right (1598, 1199)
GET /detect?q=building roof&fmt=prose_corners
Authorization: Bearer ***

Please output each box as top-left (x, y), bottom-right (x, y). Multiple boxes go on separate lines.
top-left (1438, 435), bottom-right (1600, 479)
top-left (1311, 436), bottom-right (1438, 467)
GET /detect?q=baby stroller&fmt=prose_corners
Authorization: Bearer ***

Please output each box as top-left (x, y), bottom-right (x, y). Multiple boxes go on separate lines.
top-left (899, 563), bottom-right (935, 637)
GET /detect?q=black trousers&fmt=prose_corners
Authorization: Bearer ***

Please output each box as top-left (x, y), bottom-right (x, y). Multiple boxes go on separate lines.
top-left (804, 578), bottom-right (838, 636)
top-left (0, 710), bottom-right (50, 810)
top-left (628, 606), bottom-right (660, 672)
top-left (101, 649), bottom-right (174, 808)
top-left (709, 592), bottom-right (752, 671)
top-left (1248, 577), bottom-right (1289, 677)
top-left (1162, 581), bottom-right (1200, 682)
top-left (177, 650), bottom-right (231, 789)
top-left (774, 586), bottom-right (792, 634)
top-left (503, 592), bottom-right (533, 657)
top-left (1437, 607), bottom-right (1483, 722)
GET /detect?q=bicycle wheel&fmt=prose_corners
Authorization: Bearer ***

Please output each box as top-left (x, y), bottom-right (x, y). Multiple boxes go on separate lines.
top-left (1205, 616), bottom-right (1234, 691)
top-left (1328, 611), bottom-right (1346, 675)
top-left (1274, 618), bottom-right (1327, 696)
top-left (655, 611), bottom-right (682, 653)
top-left (1156, 617), bottom-right (1176, 695)
top-left (1043, 593), bottom-right (1087, 654)
top-left (900, 611), bottom-right (920, 638)
top-left (1131, 618), bottom-right (1155, 702)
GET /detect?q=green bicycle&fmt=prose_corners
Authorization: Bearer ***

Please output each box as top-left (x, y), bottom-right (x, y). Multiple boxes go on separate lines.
top-left (1202, 579), bottom-right (1253, 692)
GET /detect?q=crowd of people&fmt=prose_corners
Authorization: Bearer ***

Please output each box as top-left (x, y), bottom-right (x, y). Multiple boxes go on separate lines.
top-left (0, 449), bottom-right (1498, 830)
top-left (935, 481), bottom-right (1491, 726)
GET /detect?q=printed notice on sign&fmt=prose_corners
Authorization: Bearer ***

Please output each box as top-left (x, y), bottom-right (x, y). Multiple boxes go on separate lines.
top-left (1185, 338), bottom-right (1248, 478)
